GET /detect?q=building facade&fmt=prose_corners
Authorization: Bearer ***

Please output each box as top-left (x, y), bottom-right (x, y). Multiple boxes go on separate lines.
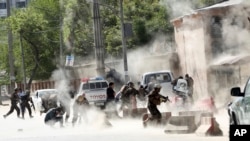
top-left (171, 0), bottom-right (250, 102)
top-left (0, 0), bottom-right (28, 17)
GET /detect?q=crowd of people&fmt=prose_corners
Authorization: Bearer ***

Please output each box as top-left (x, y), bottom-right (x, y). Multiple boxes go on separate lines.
top-left (2, 73), bottom-right (194, 128)
top-left (171, 74), bottom-right (194, 104)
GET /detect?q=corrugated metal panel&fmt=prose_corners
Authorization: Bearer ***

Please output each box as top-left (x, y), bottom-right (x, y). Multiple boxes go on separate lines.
top-left (210, 54), bottom-right (250, 66)
top-left (197, 0), bottom-right (243, 11)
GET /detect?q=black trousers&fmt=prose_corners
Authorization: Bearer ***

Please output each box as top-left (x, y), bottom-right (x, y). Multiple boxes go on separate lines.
top-left (147, 105), bottom-right (162, 120)
top-left (20, 102), bottom-right (32, 118)
top-left (5, 103), bottom-right (20, 117)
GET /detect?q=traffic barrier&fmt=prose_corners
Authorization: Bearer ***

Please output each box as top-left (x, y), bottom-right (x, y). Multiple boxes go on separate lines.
top-left (164, 115), bottom-right (197, 133)
top-left (195, 116), bottom-right (223, 136)
top-left (123, 108), bottom-right (147, 118)
top-left (178, 110), bottom-right (213, 127)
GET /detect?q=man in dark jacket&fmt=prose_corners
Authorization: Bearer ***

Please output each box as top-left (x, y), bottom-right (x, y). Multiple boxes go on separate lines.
top-left (143, 84), bottom-right (168, 127)
top-left (20, 90), bottom-right (34, 119)
top-left (3, 88), bottom-right (20, 118)
top-left (106, 82), bottom-right (115, 106)
top-left (120, 81), bottom-right (139, 111)
top-left (44, 107), bottom-right (65, 128)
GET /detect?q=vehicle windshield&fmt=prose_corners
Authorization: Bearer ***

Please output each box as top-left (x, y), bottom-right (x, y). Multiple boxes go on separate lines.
top-left (82, 82), bottom-right (108, 90)
top-left (245, 79), bottom-right (250, 96)
top-left (144, 73), bottom-right (171, 84)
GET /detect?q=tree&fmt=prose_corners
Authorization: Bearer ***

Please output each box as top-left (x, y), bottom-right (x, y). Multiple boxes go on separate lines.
top-left (0, 0), bottom-right (176, 87)
top-left (101, 0), bottom-right (173, 57)
top-left (63, 0), bottom-right (94, 63)
top-left (5, 0), bottom-right (61, 88)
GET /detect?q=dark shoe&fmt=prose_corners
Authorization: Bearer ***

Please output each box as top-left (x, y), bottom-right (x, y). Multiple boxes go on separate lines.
top-left (3, 115), bottom-right (7, 119)
top-left (30, 115), bottom-right (34, 118)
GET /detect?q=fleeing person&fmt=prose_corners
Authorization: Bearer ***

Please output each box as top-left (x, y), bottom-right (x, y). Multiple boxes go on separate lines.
top-left (185, 74), bottom-right (194, 96)
top-left (20, 90), bottom-right (34, 119)
top-left (72, 94), bottom-right (89, 126)
top-left (106, 82), bottom-right (116, 109)
top-left (119, 81), bottom-right (139, 114)
top-left (143, 84), bottom-right (168, 127)
top-left (185, 74), bottom-right (194, 103)
top-left (171, 76), bottom-right (183, 92)
top-left (3, 88), bottom-right (20, 118)
top-left (44, 106), bottom-right (65, 128)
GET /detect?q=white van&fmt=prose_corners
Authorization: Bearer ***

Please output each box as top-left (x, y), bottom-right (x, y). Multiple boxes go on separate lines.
top-left (77, 76), bottom-right (109, 109)
top-left (139, 70), bottom-right (174, 97)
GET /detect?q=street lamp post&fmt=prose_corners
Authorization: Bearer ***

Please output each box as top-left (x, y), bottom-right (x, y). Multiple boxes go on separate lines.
top-left (93, 0), bottom-right (105, 77)
top-left (59, 0), bottom-right (64, 67)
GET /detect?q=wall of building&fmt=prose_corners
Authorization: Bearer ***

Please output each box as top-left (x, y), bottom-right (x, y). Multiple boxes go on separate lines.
top-left (173, 15), bottom-right (210, 100)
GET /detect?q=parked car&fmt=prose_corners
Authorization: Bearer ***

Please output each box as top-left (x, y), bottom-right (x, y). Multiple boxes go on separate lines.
top-left (32, 89), bottom-right (59, 114)
top-left (228, 78), bottom-right (250, 125)
top-left (138, 70), bottom-right (174, 97)
top-left (77, 76), bottom-right (109, 109)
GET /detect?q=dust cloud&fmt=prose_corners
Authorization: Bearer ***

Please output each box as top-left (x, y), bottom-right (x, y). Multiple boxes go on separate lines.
top-left (211, 0), bottom-right (250, 107)
top-left (158, 0), bottom-right (250, 110)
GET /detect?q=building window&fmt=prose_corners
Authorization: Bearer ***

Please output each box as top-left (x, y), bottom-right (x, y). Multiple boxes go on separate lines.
top-left (0, 2), bottom-right (6, 9)
top-left (16, 2), bottom-right (26, 8)
top-left (210, 16), bottom-right (222, 38)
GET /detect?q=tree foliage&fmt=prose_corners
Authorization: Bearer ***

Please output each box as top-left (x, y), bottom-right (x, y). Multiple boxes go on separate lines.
top-left (2, 0), bottom-right (61, 87)
top-left (1, 0), bottom-right (198, 85)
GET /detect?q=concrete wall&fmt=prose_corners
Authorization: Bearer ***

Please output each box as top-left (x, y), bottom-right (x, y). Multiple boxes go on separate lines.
top-left (173, 15), bottom-right (210, 99)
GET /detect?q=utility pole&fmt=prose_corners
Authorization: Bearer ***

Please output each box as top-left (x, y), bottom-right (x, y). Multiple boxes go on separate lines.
top-left (119, 0), bottom-right (129, 83)
top-left (20, 31), bottom-right (26, 90)
top-left (59, 0), bottom-right (64, 67)
top-left (93, 0), bottom-right (105, 77)
top-left (6, 0), bottom-right (16, 91)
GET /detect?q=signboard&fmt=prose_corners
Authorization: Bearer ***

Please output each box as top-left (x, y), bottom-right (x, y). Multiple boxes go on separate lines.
top-left (65, 55), bottom-right (74, 66)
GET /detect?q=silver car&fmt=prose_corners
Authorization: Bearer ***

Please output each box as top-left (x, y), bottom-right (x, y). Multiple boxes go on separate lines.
top-left (229, 78), bottom-right (250, 125)
top-left (32, 89), bottom-right (59, 114)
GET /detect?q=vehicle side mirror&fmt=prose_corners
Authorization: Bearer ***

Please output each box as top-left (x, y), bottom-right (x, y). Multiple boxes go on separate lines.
top-left (231, 87), bottom-right (244, 97)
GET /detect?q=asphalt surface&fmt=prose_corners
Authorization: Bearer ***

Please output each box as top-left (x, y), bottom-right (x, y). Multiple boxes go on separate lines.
top-left (0, 100), bottom-right (229, 141)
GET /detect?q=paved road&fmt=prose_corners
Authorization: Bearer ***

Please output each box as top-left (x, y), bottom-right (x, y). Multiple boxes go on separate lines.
top-left (0, 100), bottom-right (229, 141)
